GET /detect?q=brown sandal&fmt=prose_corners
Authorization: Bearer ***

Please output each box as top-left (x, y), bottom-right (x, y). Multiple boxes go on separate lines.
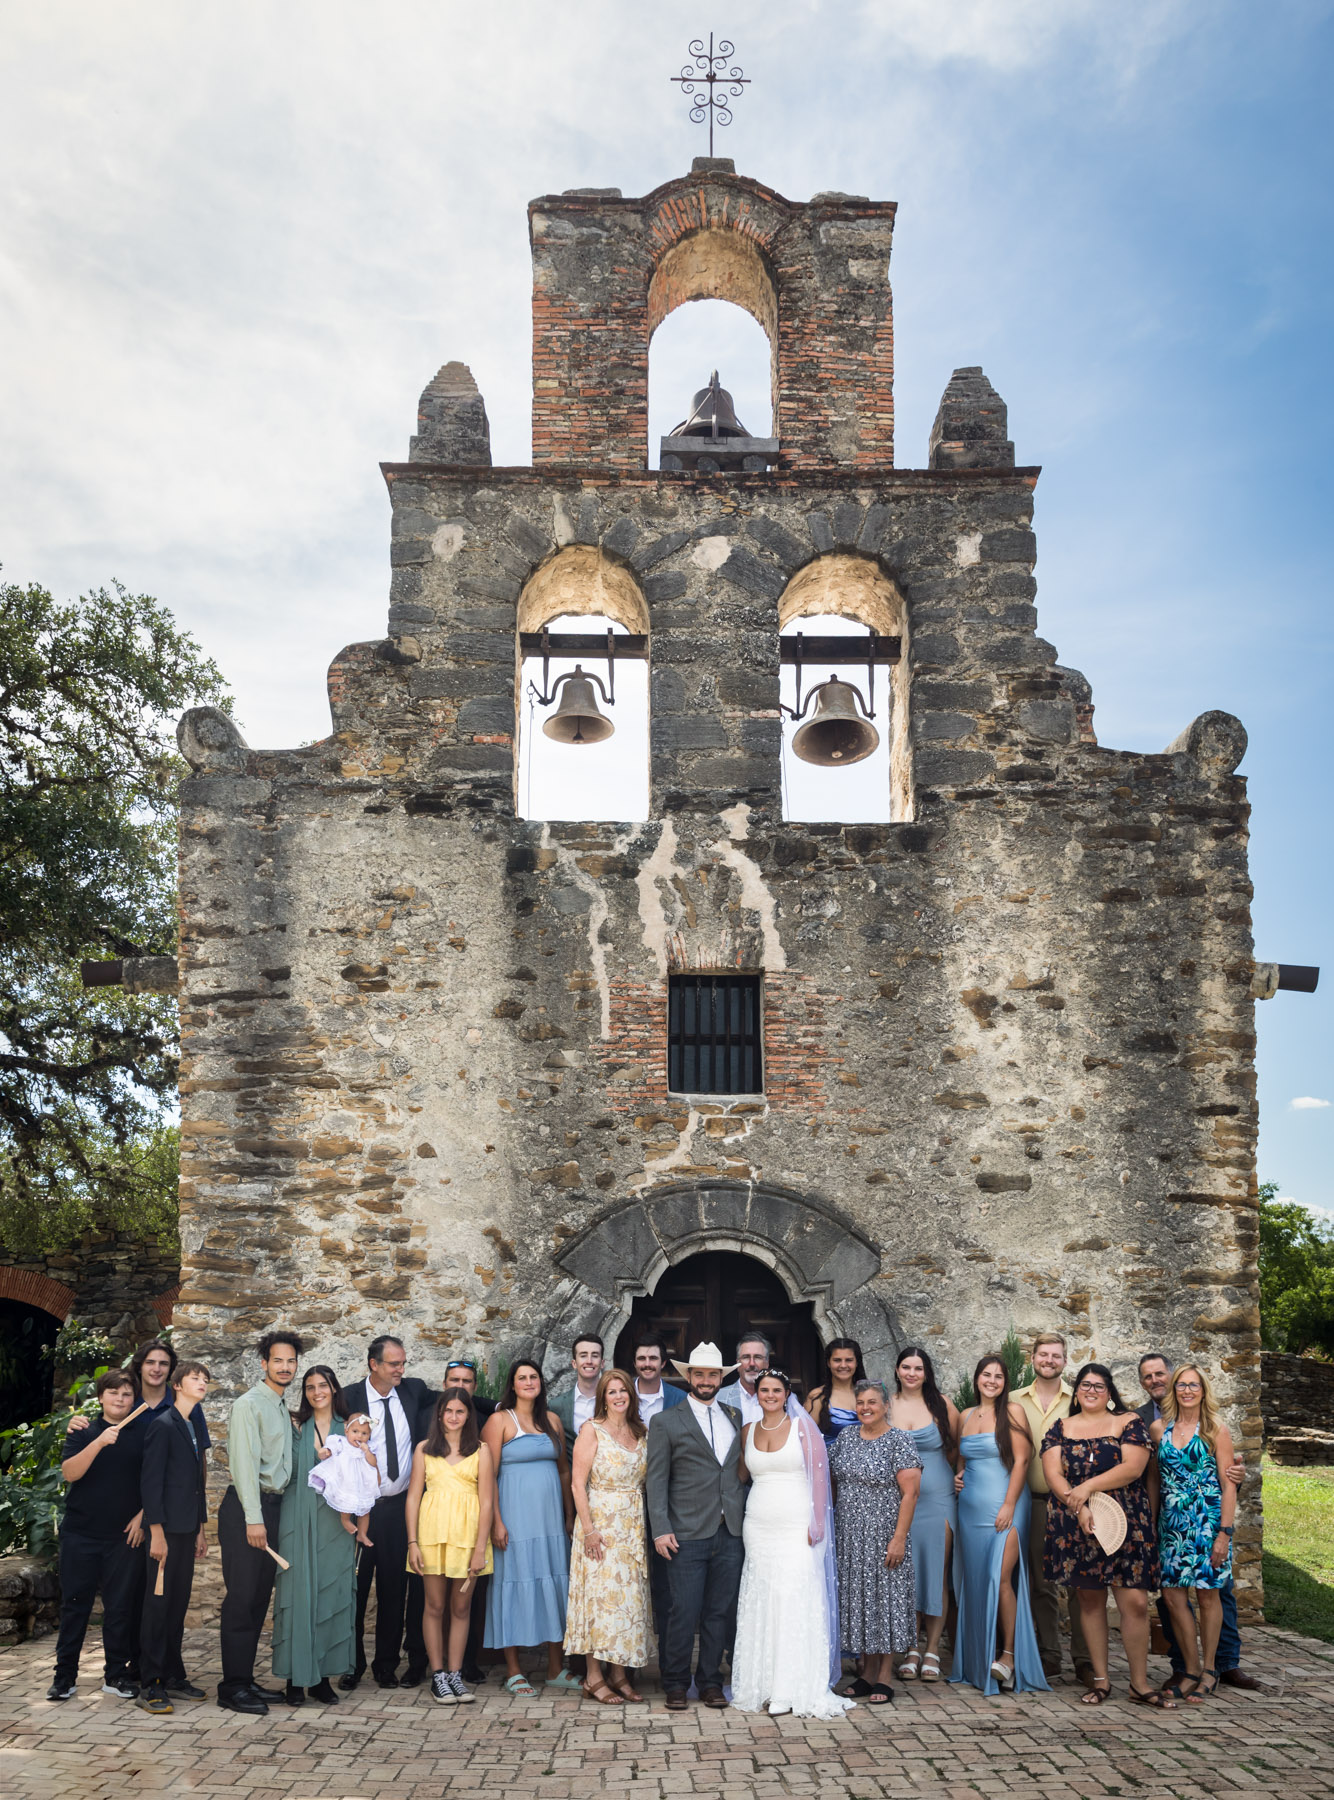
top-left (1080, 1681), bottom-right (1112, 1705)
top-left (611, 1677), bottom-right (645, 1703)
top-left (582, 1679), bottom-right (624, 1705)
top-left (1128, 1685), bottom-right (1177, 1709)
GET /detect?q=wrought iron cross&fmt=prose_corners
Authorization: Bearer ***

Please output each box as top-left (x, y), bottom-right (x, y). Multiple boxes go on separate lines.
top-left (671, 35), bottom-right (750, 157)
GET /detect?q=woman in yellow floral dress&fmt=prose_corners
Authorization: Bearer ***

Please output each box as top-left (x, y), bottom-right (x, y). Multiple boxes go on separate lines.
top-left (564, 1368), bottom-right (652, 1703)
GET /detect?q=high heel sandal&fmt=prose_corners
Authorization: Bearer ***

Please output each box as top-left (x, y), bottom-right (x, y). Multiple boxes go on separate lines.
top-left (582, 1679), bottom-right (625, 1705)
top-left (920, 1652), bottom-right (942, 1682)
top-left (989, 1655), bottom-right (1015, 1692)
top-left (899, 1651), bottom-right (922, 1681)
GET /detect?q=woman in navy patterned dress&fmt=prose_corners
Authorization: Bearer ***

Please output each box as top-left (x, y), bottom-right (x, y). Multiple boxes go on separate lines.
top-left (1149, 1364), bottom-right (1236, 1702)
top-left (1040, 1364), bottom-right (1166, 1708)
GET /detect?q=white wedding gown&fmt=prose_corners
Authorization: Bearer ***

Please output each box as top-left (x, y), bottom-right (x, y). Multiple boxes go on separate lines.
top-left (731, 1427), bottom-right (854, 1718)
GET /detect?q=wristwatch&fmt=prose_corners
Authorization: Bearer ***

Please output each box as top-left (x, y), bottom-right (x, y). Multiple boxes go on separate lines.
top-left (1218, 1525), bottom-right (1234, 1536)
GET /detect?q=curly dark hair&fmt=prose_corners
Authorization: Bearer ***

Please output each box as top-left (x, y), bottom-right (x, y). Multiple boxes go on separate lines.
top-left (258, 1330), bottom-right (305, 1360)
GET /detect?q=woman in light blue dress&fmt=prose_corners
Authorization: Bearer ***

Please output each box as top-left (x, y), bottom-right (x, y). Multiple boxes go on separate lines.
top-left (889, 1346), bottom-right (958, 1681)
top-left (951, 1355), bottom-right (1048, 1696)
top-left (480, 1360), bottom-right (573, 1698)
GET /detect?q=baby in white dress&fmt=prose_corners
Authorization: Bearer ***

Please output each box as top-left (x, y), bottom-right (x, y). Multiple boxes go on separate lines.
top-left (308, 1414), bottom-right (380, 1545)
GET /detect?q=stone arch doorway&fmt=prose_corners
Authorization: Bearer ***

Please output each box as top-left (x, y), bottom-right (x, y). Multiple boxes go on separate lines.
top-left (611, 1249), bottom-right (822, 1398)
top-left (0, 1300), bottom-right (60, 1430)
top-left (547, 1178), bottom-right (904, 1383)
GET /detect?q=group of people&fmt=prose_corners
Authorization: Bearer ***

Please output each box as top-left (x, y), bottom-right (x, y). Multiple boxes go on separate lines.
top-left (47, 1323), bottom-right (1260, 1719)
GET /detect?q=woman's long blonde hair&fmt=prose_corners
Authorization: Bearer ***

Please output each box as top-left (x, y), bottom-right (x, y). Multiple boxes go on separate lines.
top-left (1162, 1363), bottom-right (1222, 1449)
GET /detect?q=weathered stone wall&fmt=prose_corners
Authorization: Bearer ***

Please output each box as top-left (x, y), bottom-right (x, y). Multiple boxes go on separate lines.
top-left (1262, 1351), bottom-right (1334, 1436)
top-left (0, 1240), bottom-right (178, 1354)
top-left (171, 163), bottom-right (1266, 1612)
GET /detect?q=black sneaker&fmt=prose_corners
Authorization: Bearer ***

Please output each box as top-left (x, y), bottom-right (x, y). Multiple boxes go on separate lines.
top-left (446, 1671), bottom-right (474, 1705)
top-left (102, 1677), bottom-right (139, 1699)
top-left (46, 1680), bottom-right (76, 1702)
top-left (430, 1670), bottom-right (457, 1705)
top-left (136, 1685), bottom-right (174, 1715)
top-left (165, 1679), bottom-right (207, 1701)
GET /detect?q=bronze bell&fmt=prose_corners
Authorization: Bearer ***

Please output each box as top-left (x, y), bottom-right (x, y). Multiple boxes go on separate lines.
top-left (791, 678), bottom-right (880, 766)
top-left (542, 668), bottom-right (615, 745)
top-left (674, 370), bottom-right (749, 441)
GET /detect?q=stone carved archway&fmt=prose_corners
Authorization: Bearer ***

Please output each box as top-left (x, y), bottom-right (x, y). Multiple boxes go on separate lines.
top-left (546, 1179), bottom-right (903, 1374)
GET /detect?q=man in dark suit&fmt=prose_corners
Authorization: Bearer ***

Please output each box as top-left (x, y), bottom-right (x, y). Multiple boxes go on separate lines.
top-left (645, 1341), bottom-right (747, 1712)
top-left (1136, 1351), bottom-right (1258, 1693)
top-left (340, 1335), bottom-right (434, 1689)
top-left (138, 1362), bottom-right (212, 1715)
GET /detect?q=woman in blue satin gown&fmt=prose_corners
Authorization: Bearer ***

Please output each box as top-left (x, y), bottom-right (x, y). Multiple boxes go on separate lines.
top-left (889, 1346), bottom-right (959, 1682)
top-left (950, 1355), bottom-right (1048, 1696)
top-left (807, 1339), bottom-right (866, 1446)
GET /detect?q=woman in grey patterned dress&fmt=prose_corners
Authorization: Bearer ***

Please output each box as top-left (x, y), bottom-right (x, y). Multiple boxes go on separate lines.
top-left (829, 1379), bottom-right (922, 1704)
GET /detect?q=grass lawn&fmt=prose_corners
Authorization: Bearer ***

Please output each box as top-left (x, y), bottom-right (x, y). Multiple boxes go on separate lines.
top-left (1262, 1457), bottom-right (1334, 1644)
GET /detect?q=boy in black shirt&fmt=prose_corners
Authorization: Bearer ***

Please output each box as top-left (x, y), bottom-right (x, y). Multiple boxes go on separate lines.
top-left (49, 1371), bottom-right (148, 1702)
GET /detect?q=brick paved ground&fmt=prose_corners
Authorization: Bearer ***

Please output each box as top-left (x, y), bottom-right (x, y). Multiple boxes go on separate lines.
top-left (3, 1621), bottom-right (1332, 1800)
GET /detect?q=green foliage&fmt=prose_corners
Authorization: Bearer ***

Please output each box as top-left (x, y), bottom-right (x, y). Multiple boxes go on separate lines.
top-left (0, 1367), bottom-right (103, 1557)
top-left (951, 1326), bottom-right (1035, 1411)
top-left (473, 1357), bottom-right (510, 1402)
top-left (0, 577), bottom-right (227, 1251)
top-left (1258, 1181), bottom-right (1334, 1358)
top-left (43, 1316), bottom-right (116, 1377)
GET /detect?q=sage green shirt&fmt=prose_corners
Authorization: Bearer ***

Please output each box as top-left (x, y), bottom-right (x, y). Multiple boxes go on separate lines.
top-left (229, 1381), bottom-right (294, 1523)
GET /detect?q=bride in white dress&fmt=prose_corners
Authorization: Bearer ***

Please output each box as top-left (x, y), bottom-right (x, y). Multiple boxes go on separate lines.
top-left (731, 1369), bottom-right (854, 1718)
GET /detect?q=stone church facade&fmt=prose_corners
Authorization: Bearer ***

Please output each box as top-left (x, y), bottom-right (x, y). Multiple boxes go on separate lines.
top-left (173, 161), bottom-right (1264, 1603)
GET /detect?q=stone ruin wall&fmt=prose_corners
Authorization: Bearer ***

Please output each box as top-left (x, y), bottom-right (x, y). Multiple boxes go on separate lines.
top-left (171, 166), bottom-right (1265, 1612)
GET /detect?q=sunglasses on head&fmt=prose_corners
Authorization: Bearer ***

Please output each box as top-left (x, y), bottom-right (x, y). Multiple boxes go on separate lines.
top-left (446, 1359), bottom-right (477, 1373)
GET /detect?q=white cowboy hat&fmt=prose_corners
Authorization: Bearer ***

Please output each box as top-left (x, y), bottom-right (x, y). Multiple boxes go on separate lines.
top-left (670, 1340), bottom-right (739, 1378)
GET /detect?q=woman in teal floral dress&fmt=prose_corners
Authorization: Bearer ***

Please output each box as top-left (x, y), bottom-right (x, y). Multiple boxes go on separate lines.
top-left (1149, 1364), bottom-right (1236, 1702)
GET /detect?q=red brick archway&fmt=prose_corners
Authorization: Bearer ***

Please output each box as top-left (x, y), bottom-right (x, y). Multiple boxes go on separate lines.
top-left (0, 1267), bottom-right (75, 1321)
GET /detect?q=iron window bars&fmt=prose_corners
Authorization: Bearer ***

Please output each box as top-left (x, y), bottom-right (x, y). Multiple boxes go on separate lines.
top-left (668, 974), bottom-right (763, 1096)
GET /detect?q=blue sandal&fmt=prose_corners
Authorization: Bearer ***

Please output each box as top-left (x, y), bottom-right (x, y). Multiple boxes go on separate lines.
top-left (503, 1673), bottom-right (535, 1697)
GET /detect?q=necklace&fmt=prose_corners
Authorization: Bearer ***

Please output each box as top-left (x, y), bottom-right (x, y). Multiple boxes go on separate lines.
top-left (756, 1418), bottom-right (787, 1432)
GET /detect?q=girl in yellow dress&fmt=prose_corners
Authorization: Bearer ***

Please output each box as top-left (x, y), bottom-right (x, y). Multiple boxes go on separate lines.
top-left (407, 1388), bottom-right (495, 1705)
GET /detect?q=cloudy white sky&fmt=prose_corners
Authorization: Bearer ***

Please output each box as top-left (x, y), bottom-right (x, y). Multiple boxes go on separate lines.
top-left (2, 0), bottom-right (1330, 1211)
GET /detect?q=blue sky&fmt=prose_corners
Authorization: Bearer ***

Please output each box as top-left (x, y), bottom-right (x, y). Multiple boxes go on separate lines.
top-left (1, 0), bottom-right (1330, 1212)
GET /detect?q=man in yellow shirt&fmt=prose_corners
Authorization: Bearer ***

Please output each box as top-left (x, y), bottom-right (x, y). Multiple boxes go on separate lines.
top-left (1013, 1333), bottom-right (1093, 1685)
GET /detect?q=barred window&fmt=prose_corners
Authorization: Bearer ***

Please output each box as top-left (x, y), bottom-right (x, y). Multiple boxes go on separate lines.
top-left (667, 974), bottom-right (763, 1096)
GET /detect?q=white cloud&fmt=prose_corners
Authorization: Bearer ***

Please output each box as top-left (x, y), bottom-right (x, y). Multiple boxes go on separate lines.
top-left (1289, 1097), bottom-right (1331, 1110)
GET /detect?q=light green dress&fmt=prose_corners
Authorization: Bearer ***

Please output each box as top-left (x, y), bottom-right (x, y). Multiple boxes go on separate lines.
top-left (271, 1417), bottom-right (357, 1686)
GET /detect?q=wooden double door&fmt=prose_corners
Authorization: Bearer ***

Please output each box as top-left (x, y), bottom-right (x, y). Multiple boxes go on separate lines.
top-left (612, 1250), bottom-right (823, 1401)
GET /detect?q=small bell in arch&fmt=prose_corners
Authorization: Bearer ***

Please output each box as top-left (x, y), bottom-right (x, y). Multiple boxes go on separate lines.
top-left (790, 677), bottom-right (880, 766)
top-left (542, 667), bottom-right (615, 745)
top-left (671, 370), bottom-right (749, 442)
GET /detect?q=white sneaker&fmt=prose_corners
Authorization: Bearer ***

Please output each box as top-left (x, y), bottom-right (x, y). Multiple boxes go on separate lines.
top-left (430, 1671), bottom-right (458, 1705)
top-left (447, 1671), bottom-right (475, 1704)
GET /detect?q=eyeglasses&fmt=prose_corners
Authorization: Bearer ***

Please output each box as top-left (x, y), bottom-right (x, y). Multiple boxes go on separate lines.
top-left (1175, 1381), bottom-right (1202, 1392)
top-left (1077, 1381), bottom-right (1109, 1394)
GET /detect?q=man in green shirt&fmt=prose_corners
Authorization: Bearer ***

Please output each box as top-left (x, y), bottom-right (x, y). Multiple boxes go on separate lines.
top-left (1012, 1332), bottom-right (1093, 1685)
top-left (216, 1330), bottom-right (302, 1714)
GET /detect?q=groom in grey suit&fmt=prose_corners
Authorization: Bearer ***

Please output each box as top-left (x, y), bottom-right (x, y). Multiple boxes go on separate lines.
top-left (646, 1341), bottom-right (747, 1710)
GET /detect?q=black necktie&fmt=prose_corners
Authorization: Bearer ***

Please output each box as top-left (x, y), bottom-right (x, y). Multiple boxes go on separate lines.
top-left (383, 1395), bottom-right (400, 1483)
